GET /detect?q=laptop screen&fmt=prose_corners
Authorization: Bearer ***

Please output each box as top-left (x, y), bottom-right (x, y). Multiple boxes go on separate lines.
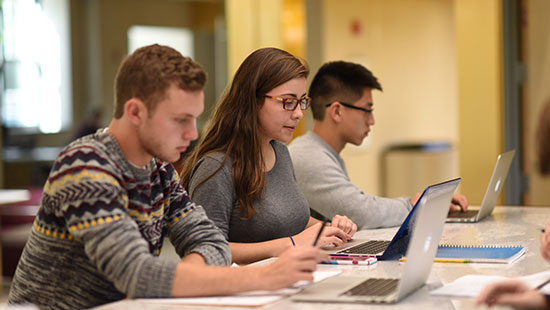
top-left (380, 178), bottom-right (461, 260)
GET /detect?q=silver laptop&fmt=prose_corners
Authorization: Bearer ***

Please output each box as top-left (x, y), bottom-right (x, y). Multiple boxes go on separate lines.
top-left (292, 178), bottom-right (459, 304)
top-left (446, 150), bottom-right (515, 223)
top-left (329, 177), bottom-right (460, 260)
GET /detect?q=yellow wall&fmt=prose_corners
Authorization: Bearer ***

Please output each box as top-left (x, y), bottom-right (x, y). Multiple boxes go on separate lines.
top-left (323, 0), bottom-right (460, 197)
top-left (225, 0), bottom-right (307, 76)
top-left (226, 0), bottom-right (283, 76)
top-left (455, 0), bottom-right (503, 203)
top-left (282, 0), bottom-right (308, 137)
top-left (313, 0), bottom-right (503, 203)
top-left (526, 0), bottom-right (550, 205)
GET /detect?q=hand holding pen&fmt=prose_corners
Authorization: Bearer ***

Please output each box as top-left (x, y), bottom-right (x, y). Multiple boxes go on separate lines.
top-left (266, 222), bottom-right (330, 287)
top-left (294, 220), bottom-right (348, 248)
top-left (476, 279), bottom-right (549, 309)
top-left (313, 220), bottom-right (328, 246)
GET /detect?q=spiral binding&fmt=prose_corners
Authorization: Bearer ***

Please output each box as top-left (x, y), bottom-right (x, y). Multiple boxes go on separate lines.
top-left (439, 244), bottom-right (522, 248)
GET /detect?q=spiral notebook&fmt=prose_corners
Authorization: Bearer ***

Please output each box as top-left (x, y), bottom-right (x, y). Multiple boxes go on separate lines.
top-left (434, 244), bottom-right (525, 263)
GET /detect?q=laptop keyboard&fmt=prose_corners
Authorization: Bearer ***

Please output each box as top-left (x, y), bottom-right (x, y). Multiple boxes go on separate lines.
top-left (447, 210), bottom-right (477, 218)
top-left (343, 278), bottom-right (398, 297)
top-left (338, 240), bottom-right (391, 255)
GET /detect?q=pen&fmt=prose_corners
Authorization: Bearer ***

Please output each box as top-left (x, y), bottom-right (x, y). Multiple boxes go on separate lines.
top-left (433, 258), bottom-right (472, 263)
top-left (289, 235), bottom-right (296, 246)
top-left (321, 259), bottom-right (376, 265)
top-left (536, 277), bottom-right (550, 290)
top-left (312, 220), bottom-right (328, 246)
top-left (329, 254), bottom-right (376, 259)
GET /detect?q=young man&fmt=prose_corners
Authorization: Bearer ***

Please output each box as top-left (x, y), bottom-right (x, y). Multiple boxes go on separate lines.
top-left (8, 44), bottom-right (325, 310)
top-left (288, 61), bottom-right (468, 230)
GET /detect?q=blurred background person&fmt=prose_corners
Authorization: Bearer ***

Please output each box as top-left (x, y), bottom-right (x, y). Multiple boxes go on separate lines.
top-left (476, 98), bottom-right (550, 310)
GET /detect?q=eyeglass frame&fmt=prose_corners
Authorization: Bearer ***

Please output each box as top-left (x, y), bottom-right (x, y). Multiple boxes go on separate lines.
top-left (325, 101), bottom-right (373, 115)
top-left (264, 95), bottom-right (311, 111)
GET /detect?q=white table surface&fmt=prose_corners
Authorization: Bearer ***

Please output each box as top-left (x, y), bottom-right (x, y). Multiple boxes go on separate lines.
top-left (93, 206), bottom-right (550, 310)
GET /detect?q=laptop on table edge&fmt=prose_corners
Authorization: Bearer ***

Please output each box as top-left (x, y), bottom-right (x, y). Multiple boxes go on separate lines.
top-left (446, 150), bottom-right (515, 223)
top-left (329, 177), bottom-right (461, 260)
top-left (292, 178), bottom-right (460, 304)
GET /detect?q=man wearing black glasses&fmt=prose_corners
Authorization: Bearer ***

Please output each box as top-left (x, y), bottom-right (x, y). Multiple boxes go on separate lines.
top-left (288, 61), bottom-right (468, 229)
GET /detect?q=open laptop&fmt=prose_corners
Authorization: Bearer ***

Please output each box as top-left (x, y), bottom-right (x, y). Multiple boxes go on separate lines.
top-left (330, 178), bottom-right (461, 260)
top-left (292, 178), bottom-right (459, 304)
top-left (446, 150), bottom-right (515, 223)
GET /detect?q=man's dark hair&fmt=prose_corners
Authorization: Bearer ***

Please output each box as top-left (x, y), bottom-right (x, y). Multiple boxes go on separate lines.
top-left (309, 61), bottom-right (382, 120)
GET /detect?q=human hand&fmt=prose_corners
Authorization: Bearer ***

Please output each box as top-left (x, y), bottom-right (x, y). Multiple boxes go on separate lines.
top-left (410, 192), bottom-right (422, 206)
top-left (294, 222), bottom-right (349, 247)
top-left (330, 215), bottom-right (357, 239)
top-left (259, 247), bottom-right (328, 290)
top-left (476, 279), bottom-right (548, 310)
top-left (449, 194), bottom-right (468, 212)
top-left (540, 221), bottom-right (550, 262)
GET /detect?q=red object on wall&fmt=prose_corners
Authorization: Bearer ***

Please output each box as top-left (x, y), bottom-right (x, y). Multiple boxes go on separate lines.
top-left (351, 19), bottom-right (362, 36)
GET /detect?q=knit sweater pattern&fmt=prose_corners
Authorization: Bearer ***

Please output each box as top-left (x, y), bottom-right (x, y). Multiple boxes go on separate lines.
top-left (8, 131), bottom-right (230, 310)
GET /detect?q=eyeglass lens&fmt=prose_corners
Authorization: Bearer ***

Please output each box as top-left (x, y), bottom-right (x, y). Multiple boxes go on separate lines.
top-left (283, 98), bottom-right (310, 111)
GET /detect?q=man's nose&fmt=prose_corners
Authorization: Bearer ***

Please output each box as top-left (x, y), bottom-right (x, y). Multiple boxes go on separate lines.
top-left (183, 121), bottom-right (198, 141)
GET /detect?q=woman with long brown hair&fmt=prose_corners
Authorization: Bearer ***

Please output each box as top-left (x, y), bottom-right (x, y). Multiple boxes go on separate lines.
top-left (181, 47), bottom-right (357, 264)
top-left (537, 100), bottom-right (550, 175)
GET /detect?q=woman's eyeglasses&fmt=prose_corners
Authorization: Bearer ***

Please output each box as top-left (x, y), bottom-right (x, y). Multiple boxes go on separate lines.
top-left (265, 95), bottom-right (311, 111)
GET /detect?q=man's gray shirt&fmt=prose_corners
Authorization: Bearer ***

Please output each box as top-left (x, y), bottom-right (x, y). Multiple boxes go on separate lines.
top-left (288, 131), bottom-right (412, 229)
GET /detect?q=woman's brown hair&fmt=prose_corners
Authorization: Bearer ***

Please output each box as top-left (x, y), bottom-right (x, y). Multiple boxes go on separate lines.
top-left (180, 47), bottom-right (309, 218)
top-left (537, 99), bottom-right (550, 175)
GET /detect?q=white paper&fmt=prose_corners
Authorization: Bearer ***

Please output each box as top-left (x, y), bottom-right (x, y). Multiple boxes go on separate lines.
top-left (294, 270), bottom-right (342, 288)
top-left (137, 270), bottom-right (342, 306)
top-left (138, 295), bottom-right (283, 307)
top-left (430, 270), bottom-right (550, 297)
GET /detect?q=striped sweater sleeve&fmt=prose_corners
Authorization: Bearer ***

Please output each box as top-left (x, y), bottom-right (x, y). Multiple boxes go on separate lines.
top-left (164, 167), bottom-right (231, 266)
top-left (45, 144), bottom-right (171, 298)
